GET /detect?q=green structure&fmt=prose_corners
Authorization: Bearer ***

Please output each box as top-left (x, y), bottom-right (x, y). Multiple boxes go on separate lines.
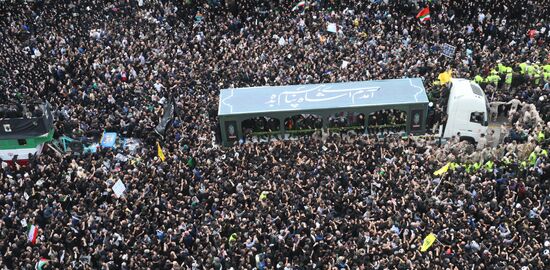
top-left (218, 78), bottom-right (429, 146)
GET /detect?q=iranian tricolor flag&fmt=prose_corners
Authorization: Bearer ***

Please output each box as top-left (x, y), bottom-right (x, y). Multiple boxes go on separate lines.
top-left (292, 1), bottom-right (306, 12)
top-left (416, 7), bottom-right (431, 22)
top-left (35, 258), bottom-right (48, 270)
top-left (28, 225), bottom-right (38, 245)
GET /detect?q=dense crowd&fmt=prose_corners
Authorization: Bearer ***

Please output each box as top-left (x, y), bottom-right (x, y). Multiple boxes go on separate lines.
top-left (1, 0), bottom-right (550, 269)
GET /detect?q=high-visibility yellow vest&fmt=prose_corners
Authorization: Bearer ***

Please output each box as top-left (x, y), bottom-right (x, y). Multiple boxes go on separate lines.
top-left (487, 75), bottom-right (500, 84)
top-left (527, 65), bottom-right (539, 76)
top-left (528, 152), bottom-right (537, 166)
top-left (534, 71), bottom-right (542, 84)
top-left (497, 64), bottom-right (507, 74)
top-left (543, 64), bottom-right (550, 73)
top-left (484, 160), bottom-right (494, 171)
top-left (465, 164), bottom-right (472, 173)
top-left (505, 72), bottom-right (513, 85)
top-left (520, 161), bottom-right (527, 168)
top-left (538, 131), bottom-right (546, 142)
top-left (519, 63), bottom-right (528, 74)
top-left (474, 75), bottom-right (484, 83)
top-left (541, 149), bottom-right (548, 157)
top-left (490, 69), bottom-right (498, 76)
top-left (450, 162), bottom-right (459, 171)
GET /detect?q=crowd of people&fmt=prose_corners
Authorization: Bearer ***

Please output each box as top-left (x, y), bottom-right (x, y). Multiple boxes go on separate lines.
top-left (1, 0), bottom-right (550, 269)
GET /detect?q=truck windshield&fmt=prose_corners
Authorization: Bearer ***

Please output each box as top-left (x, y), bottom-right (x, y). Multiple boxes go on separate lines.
top-left (471, 84), bottom-right (484, 96)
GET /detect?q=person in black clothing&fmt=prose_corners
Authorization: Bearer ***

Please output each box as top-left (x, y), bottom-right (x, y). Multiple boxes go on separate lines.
top-left (1, 0), bottom-right (550, 269)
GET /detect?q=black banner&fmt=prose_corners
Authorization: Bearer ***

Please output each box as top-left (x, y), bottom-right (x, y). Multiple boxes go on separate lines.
top-left (154, 100), bottom-right (175, 138)
top-left (0, 103), bottom-right (53, 139)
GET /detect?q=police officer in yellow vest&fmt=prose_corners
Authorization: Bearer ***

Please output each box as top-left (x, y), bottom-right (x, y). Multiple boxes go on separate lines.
top-left (486, 73), bottom-right (501, 87)
top-left (534, 69), bottom-right (542, 85)
top-left (474, 75), bottom-right (484, 84)
top-left (538, 130), bottom-right (546, 143)
top-left (473, 162), bottom-right (482, 171)
top-left (519, 62), bottom-right (529, 75)
top-left (528, 151), bottom-right (538, 166)
top-left (527, 62), bottom-right (539, 78)
top-left (544, 69), bottom-right (550, 83)
top-left (502, 156), bottom-right (512, 166)
top-left (504, 67), bottom-right (513, 89)
top-left (484, 160), bottom-right (494, 171)
top-left (497, 62), bottom-right (508, 75)
top-left (543, 62), bottom-right (550, 79)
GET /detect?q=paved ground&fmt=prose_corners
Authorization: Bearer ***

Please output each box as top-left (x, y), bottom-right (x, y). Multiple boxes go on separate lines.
top-left (487, 116), bottom-right (510, 147)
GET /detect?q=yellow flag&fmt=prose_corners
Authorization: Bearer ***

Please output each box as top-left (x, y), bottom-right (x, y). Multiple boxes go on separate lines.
top-left (421, 233), bottom-right (437, 252)
top-left (259, 191), bottom-right (269, 201)
top-left (157, 142), bottom-right (166, 161)
top-left (433, 162), bottom-right (450, 176)
top-left (438, 69), bottom-right (452, 84)
top-left (229, 233), bottom-right (238, 244)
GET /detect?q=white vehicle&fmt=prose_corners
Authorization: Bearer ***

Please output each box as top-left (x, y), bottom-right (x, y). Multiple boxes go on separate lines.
top-left (442, 78), bottom-right (489, 143)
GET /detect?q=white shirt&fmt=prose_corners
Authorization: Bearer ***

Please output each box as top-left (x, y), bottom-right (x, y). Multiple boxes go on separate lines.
top-left (154, 82), bottom-right (163, 92)
top-left (478, 13), bottom-right (485, 24)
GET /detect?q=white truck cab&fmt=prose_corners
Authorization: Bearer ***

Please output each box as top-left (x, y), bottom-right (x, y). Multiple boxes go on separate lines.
top-left (442, 78), bottom-right (489, 143)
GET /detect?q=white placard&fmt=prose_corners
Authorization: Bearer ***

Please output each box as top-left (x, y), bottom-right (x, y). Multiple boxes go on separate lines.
top-left (341, 60), bottom-right (350, 69)
top-left (278, 37), bottom-right (286, 46)
top-left (327, 23), bottom-right (337, 33)
top-left (112, 180), bottom-right (126, 198)
top-left (21, 218), bottom-right (27, 227)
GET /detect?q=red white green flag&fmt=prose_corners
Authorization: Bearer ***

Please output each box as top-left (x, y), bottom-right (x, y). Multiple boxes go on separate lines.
top-left (416, 7), bottom-right (431, 22)
top-left (292, 1), bottom-right (306, 12)
top-left (35, 258), bottom-right (48, 270)
top-left (28, 224), bottom-right (38, 245)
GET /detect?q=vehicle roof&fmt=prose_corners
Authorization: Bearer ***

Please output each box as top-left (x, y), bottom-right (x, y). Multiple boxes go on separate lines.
top-left (447, 78), bottom-right (487, 114)
top-left (218, 78), bottom-right (429, 116)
